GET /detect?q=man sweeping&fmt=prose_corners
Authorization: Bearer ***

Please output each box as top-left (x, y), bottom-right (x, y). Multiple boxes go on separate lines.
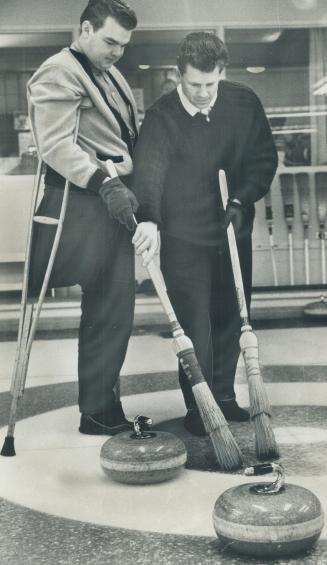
top-left (132, 32), bottom-right (278, 436)
top-left (27, 0), bottom-right (139, 435)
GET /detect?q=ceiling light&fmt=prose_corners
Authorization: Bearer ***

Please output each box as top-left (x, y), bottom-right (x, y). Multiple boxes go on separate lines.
top-left (313, 85), bottom-right (327, 95)
top-left (313, 76), bottom-right (327, 95)
top-left (262, 31), bottom-right (282, 42)
top-left (246, 67), bottom-right (266, 74)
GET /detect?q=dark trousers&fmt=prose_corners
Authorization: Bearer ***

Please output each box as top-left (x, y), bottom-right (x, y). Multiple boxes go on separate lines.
top-left (29, 187), bottom-right (135, 415)
top-left (160, 234), bottom-right (252, 410)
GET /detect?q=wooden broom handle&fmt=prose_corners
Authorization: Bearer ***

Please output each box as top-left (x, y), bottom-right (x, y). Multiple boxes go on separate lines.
top-left (105, 159), bottom-right (180, 326)
top-left (218, 170), bottom-right (249, 323)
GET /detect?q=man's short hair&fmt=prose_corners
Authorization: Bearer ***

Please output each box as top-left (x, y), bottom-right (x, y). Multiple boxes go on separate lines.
top-left (177, 32), bottom-right (228, 75)
top-left (80, 0), bottom-right (137, 31)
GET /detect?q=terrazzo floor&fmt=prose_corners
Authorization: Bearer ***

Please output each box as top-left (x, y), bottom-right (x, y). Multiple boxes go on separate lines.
top-left (0, 325), bottom-right (327, 564)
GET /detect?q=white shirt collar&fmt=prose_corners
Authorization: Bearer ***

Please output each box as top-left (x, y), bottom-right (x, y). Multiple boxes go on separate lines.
top-left (177, 84), bottom-right (218, 116)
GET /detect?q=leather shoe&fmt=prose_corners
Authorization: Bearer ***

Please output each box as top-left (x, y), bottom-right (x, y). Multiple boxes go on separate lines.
top-left (183, 409), bottom-right (207, 436)
top-left (79, 403), bottom-right (133, 436)
top-left (218, 399), bottom-right (249, 422)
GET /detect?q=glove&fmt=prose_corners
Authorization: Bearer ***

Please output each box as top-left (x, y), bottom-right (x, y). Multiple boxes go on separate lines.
top-left (99, 177), bottom-right (139, 231)
top-left (222, 199), bottom-right (244, 235)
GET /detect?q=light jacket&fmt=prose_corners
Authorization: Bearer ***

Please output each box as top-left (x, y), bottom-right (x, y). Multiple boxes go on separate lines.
top-left (27, 46), bottom-right (138, 191)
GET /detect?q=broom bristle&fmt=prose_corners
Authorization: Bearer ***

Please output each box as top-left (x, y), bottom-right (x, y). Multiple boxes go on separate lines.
top-left (247, 375), bottom-right (271, 416)
top-left (253, 413), bottom-right (280, 461)
top-left (193, 383), bottom-right (243, 471)
top-left (247, 375), bottom-right (279, 459)
top-left (1, 436), bottom-right (16, 457)
top-left (240, 331), bottom-right (279, 459)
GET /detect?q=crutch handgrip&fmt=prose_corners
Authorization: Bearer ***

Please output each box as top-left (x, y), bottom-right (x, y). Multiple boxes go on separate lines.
top-left (106, 159), bottom-right (119, 179)
top-left (33, 216), bottom-right (59, 225)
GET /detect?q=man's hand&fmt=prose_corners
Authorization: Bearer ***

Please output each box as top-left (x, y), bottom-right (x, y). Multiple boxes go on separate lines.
top-left (132, 222), bottom-right (158, 266)
top-left (99, 177), bottom-right (138, 231)
top-left (222, 199), bottom-right (244, 236)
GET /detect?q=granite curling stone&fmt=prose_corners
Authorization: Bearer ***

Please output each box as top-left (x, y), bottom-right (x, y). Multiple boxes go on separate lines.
top-left (213, 463), bottom-right (324, 558)
top-left (304, 295), bottom-right (327, 318)
top-left (100, 415), bottom-right (187, 484)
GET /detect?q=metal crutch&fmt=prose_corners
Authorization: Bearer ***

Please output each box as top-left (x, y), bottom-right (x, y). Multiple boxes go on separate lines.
top-left (1, 107), bottom-right (82, 457)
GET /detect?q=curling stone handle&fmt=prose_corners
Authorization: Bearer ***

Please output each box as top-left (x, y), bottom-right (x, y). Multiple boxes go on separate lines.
top-left (244, 463), bottom-right (285, 494)
top-left (245, 463), bottom-right (276, 476)
top-left (133, 415), bottom-right (153, 438)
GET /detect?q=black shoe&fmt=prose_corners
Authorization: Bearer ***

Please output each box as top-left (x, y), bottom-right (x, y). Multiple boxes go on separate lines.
top-left (218, 399), bottom-right (250, 422)
top-left (79, 404), bottom-right (133, 436)
top-left (183, 409), bottom-right (207, 437)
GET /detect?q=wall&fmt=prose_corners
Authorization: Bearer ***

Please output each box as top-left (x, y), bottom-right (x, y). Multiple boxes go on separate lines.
top-left (0, 0), bottom-right (327, 30)
top-left (227, 67), bottom-right (309, 108)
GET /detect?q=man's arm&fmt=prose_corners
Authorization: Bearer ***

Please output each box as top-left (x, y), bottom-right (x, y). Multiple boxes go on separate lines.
top-left (132, 108), bottom-right (171, 264)
top-left (28, 67), bottom-right (138, 229)
top-left (27, 67), bottom-right (106, 191)
top-left (233, 95), bottom-right (278, 205)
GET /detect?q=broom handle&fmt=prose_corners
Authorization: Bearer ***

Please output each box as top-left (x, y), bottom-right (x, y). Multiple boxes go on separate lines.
top-left (304, 237), bottom-right (309, 285)
top-left (279, 174), bottom-right (295, 285)
top-left (269, 233), bottom-right (279, 287)
top-left (288, 230), bottom-right (295, 285)
top-left (315, 173), bottom-right (327, 285)
top-left (218, 170), bottom-right (250, 326)
top-left (264, 193), bottom-right (278, 286)
top-left (321, 238), bottom-right (326, 285)
top-left (105, 160), bottom-right (181, 332)
top-left (296, 173), bottom-right (310, 285)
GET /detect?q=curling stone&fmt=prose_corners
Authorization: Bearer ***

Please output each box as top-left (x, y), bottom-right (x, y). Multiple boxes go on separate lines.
top-left (213, 463), bottom-right (324, 557)
top-left (100, 415), bottom-right (187, 484)
top-left (304, 295), bottom-right (327, 318)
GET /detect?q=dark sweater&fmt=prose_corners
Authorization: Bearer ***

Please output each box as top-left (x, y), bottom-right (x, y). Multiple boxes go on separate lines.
top-left (132, 80), bottom-right (278, 245)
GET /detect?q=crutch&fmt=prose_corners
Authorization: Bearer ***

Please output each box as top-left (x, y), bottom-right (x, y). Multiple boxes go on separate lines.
top-left (1, 107), bottom-right (82, 457)
top-left (295, 173), bottom-right (310, 285)
top-left (106, 160), bottom-right (243, 472)
top-left (279, 173), bottom-right (295, 285)
top-left (263, 192), bottom-right (278, 286)
top-left (219, 170), bottom-right (280, 461)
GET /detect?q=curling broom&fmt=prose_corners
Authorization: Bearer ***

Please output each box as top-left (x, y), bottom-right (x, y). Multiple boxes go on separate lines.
top-left (219, 169), bottom-right (280, 461)
top-left (279, 173), bottom-right (295, 285)
top-left (304, 172), bottom-right (327, 317)
top-left (106, 160), bottom-right (243, 471)
top-left (295, 173), bottom-right (310, 285)
top-left (264, 192), bottom-right (278, 286)
top-left (315, 172), bottom-right (327, 286)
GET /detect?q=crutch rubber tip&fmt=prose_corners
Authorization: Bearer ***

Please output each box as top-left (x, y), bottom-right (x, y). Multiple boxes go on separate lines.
top-left (1, 436), bottom-right (16, 457)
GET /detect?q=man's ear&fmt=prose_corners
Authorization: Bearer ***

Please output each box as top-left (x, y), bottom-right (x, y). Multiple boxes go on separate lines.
top-left (81, 20), bottom-right (93, 38)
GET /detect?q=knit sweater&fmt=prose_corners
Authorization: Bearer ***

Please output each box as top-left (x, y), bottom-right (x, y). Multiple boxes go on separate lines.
top-left (132, 81), bottom-right (278, 245)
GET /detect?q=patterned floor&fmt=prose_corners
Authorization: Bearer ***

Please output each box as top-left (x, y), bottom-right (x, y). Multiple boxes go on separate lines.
top-left (0, 327), bottom-right (327, 564)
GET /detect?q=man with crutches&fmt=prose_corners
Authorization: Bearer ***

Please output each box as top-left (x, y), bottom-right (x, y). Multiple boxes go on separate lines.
top-left (132, 32), bottom-right (278, 436)
top-left (3, 0), bottom-right (139, 449)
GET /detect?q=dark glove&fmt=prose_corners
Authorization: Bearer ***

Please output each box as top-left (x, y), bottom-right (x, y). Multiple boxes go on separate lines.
top-left (99, 177), bottom-right (139, 231)
top-left (222, 199), bottom-right (244, 235)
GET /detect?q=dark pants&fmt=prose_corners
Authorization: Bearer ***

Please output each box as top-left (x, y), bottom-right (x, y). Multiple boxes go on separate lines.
top-left (160, 234), bottom-right (252, 410)
top-left (29, 186), bottom-right (135, 415)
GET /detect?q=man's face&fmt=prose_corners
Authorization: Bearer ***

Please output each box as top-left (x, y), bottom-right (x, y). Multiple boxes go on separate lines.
top-left (81, 16), bottom-right (132, 71)
top-left (180, 64), bottom-right (220, 109)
